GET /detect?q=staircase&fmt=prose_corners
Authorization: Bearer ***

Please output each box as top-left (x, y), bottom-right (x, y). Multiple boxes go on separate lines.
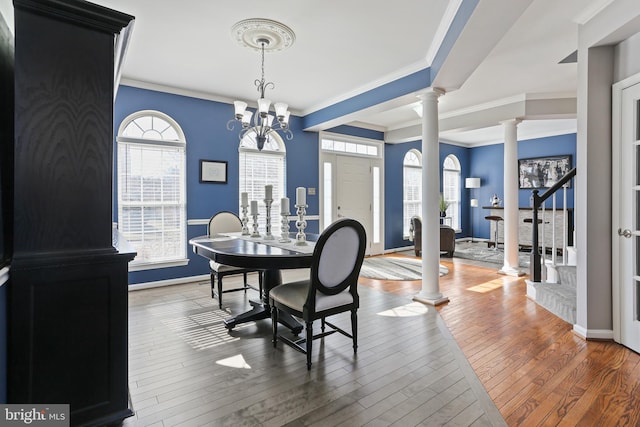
top-left (526, 168), bottom-right (577, 324)
top-left (528, 265), bottom-right (576, 324)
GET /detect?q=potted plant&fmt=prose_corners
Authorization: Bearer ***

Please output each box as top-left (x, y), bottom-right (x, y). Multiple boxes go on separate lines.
top-left (439, 193), bottom-right (449, 217)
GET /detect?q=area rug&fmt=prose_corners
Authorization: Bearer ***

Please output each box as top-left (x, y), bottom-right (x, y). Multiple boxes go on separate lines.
top-left (360, 256), bottom-right (448, 280)
top-left (454, 241), bottom-right (531, 267)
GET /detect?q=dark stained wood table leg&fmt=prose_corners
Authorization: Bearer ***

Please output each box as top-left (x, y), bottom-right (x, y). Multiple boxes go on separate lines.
top-left (224, 269), bottom-right (303, 334)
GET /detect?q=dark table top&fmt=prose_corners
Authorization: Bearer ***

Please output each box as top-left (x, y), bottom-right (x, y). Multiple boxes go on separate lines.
top-left (189, 233), bottom-right (318, 270)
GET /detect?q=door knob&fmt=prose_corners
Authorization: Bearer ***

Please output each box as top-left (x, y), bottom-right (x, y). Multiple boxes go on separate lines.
top-left (618, 228), bottom-right (633, 238)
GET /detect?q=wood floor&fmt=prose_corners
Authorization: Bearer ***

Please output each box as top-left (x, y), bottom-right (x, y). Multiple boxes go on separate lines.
top-left (367, 254), bottom-right (640, 426)
top-left (122, 255), bottom-right (640, 426)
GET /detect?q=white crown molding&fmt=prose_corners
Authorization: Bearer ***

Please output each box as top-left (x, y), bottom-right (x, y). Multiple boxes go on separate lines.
top-left (118, 78), bottom-right (305, 116)
top-left (300, 60), bottom-right (431, 117)
top-left (425, 0), bottom-right (464, 65)
top-left (573, 0), bottom-right (616, 25)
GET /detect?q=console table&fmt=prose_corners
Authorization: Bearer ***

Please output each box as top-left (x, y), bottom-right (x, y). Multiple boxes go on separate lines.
top-left (483, 207), bottom-right (574, 249)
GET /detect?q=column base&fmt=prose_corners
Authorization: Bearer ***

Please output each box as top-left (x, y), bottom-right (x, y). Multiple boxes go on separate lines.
top-left (413, 293), bottom-right (449, 306)
top-left (498, 265), bottom-right (526, 277)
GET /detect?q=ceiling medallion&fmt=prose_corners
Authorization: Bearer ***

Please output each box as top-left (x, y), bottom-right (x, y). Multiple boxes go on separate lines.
top-left (231, 18), bottom-right (296, 52)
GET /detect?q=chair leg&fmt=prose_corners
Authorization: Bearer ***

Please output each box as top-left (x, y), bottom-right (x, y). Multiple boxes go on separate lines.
top-left (210, 271), bottom-right (216, 299)
top-left (321, 317), bottom-right (326, 332)
top-left (217, 274), bottom-right (223, 309)
top-left (271, 306), bottom-right (278, 347)
top-left (351, 310), bottom-right (358, 354)
top-left (306, 321), bottom-right (313, 370)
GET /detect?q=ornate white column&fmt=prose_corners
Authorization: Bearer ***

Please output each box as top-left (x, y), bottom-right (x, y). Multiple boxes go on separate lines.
top-left (414, 88), bottom-right (449, 306)
top-left (500, 118), bottom-right (523, 276)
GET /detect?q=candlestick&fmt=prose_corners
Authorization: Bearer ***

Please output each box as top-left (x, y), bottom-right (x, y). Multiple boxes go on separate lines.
top-left (279, 214), bottom-right (291, 243)
top-left (294, 203), bottom-right (308, 246)
top-left (280, 197), bottom-right (291, 242)
top-left (264, 198), bottom-right (275, 240)
top-left (296, 187), bottom-right (306, 206)
top-left (240, 204), bottom-right (250, 235)
top-left (250, 212), bottom-right (260, 238)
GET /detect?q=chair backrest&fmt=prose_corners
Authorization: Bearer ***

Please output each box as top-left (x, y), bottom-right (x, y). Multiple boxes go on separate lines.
top-left (310, 218), bottom-right (366, 298)
top-left (208, 211), bottom-right (242, 236)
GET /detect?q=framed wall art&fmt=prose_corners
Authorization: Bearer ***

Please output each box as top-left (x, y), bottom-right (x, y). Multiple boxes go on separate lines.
top-left (518, 155), bottom-right (572, 189)
top-left (200, 160), bottom-right (228, 184)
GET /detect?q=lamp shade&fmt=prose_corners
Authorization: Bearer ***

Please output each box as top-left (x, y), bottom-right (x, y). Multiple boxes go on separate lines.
top-left (465, 177), bottom-right (481, 188)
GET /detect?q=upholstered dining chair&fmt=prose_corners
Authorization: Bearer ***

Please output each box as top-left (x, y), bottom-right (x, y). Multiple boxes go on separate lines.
top-left (270, 218), bottom-right (366, 370)
top-left (208, 211), bottom-right (262, 309)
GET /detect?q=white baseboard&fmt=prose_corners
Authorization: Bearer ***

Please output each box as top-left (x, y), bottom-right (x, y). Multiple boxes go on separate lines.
top-left (128, 274), bottom-right (210, 291)
top-left (572, 324), bottom-right (614, 340)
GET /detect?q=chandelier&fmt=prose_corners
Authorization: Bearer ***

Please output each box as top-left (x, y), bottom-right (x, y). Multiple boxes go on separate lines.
top-left (228, 19), bottom-right (295, 151)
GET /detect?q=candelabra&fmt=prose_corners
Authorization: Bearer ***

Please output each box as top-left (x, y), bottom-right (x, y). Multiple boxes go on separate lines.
top-left (264, 198), bottom-right (275, 240)
top-left (279, 212), bottom-right (291, 243)
top-left (250, 212), bottom-right (261, 238)
top-left (294, 204), bottom-right (308, 246)
top-left (240, 204), bottom-right (250, 235)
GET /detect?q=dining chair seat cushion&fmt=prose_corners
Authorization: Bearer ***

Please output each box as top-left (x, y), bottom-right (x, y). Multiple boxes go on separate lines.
top-left (209, 260), bottom-right (248, 273)
top-left (270, 280), bottom-right (354, 312)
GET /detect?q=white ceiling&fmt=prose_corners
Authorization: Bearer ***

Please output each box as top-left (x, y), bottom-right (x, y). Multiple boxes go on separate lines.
top-left (1, 0), bottom-right (612, 144)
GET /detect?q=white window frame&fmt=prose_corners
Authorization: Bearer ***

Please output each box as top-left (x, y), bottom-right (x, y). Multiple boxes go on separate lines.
top-left (443, 154), bottom-right (461, 231)
top-left (239, 132), bottom-right (286, 230)
top-left (403, 149), bottom-right (422, 238)
top-left (116, 110), bottom-right (188, 271)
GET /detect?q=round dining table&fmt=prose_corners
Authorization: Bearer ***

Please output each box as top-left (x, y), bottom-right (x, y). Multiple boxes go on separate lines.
top-left (189, 232), bottom-right (317, 333)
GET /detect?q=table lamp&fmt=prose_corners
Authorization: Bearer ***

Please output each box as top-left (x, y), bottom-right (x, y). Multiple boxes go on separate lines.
top-left (465, 178), bottom-right (481, 243)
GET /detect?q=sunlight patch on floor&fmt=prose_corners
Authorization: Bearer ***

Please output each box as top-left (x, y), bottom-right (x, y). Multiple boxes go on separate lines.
top-left (467, 278), bottom-right (509, 293)
top-left (216, 354), bottom-right (252, 369)
top-left (377, 301), bottom-right (430, 317)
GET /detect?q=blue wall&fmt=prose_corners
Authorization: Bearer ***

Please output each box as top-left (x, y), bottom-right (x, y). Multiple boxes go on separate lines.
top-left (114, 86), bottom-right (319, 284)
top-left (469, 133), bottom-right (576, 240)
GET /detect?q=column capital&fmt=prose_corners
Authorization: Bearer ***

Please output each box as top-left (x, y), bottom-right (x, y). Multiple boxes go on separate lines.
top-left (500, 118), bottom-right (523, 127)
top-left (416, 87), bottom-right (446, 101)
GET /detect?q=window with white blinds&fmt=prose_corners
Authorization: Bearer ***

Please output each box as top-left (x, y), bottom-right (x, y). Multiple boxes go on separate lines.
top-left (117, 111), bottom-right (187, 268)
top-left (403, 149), bottom-right (422, 238)
top-left (239, 132), bottom-right (286, 230)
top-left (443, 154), bottom-right (461, 230)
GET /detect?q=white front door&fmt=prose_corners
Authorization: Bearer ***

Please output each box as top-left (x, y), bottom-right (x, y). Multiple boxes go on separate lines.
top-left (335, 155), bottom-right (382, 255)
top-left (613, 77), bottom-right (640, 353)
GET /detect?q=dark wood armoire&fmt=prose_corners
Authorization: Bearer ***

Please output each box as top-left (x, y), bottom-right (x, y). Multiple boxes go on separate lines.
top-left (8, 1), bottom-right (135, 425)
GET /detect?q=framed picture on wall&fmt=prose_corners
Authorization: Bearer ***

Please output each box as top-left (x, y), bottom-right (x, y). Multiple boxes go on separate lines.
top-left (518, 155), bottom-right (572, 189)
top-left (200, 160), bottom-right (228, 184)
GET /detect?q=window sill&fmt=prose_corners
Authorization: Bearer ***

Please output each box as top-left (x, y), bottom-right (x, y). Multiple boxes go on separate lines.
top-left (129, 258), bottom-right (189, 272)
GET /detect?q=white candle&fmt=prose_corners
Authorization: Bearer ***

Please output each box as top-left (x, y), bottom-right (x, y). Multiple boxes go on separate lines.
top-left (250, 200), bottom-right (258, 215)
top-left (241, 192), bottom-right (248, 207)
top-left (281, 197), bottom-right (289, 214)
top-left (265, 185), bottom-right (273, 200)
top-left (296, 187), bottom-right (306, 206)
